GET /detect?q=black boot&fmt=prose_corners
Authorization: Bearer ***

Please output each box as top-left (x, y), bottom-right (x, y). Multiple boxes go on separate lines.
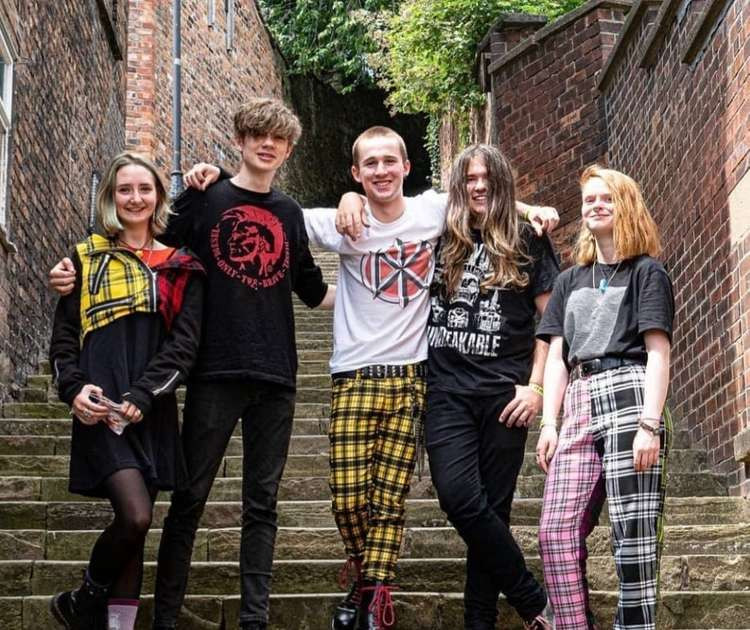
top-left (50, 570), bottom-right (109, 630)
top-left (331, 556), bottom-right (363, 630)
top-left (358, 581), bottom-right (397, 630)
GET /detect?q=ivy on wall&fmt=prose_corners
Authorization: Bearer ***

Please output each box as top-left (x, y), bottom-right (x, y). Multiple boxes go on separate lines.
top-left (258, 0), bottom-right (398, 92)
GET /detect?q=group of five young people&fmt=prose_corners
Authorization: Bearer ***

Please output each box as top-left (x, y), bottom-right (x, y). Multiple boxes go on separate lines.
top-left (48, 96), bottom-right (673, 630)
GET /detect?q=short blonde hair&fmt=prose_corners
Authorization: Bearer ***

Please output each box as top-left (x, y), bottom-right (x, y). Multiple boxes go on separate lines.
top-left (351, 126), bottom-right (408, 166)
top-left (97, 152), bottom-right (171, 237)
top-left (574, 164), bottom-right (662, 265)
top-left (233, 97), bottom-right (302, 145)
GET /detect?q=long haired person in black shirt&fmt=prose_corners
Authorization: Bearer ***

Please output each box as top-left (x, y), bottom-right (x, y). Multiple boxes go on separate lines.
top-left (535, 165), bottom-right (674, 630)
top-left (425, 145), bottom-right (559, 630)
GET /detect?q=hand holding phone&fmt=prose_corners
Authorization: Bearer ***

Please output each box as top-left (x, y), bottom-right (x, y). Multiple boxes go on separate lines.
top-left (89, 393), bottom-right (131, 435)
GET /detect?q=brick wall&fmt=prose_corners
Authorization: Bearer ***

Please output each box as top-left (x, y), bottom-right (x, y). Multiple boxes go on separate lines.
top-left (126, 0), bottom-right (285, 177)
top-left (476, 0), bottom-right (750, 493)
top-left (600, 0), bottom-right (750, 494)
top-left (478, 1), bottom-right (630, 259)
top-left (0, 0), bottom-right (128, 399)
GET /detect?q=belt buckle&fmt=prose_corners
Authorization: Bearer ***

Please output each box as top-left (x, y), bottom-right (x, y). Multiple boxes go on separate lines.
top-left (581, 359), bottom-right (601, 376)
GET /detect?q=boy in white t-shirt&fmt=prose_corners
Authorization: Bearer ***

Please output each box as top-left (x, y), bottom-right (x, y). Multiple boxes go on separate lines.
top-left (183, 127), bottom-right (557, 630)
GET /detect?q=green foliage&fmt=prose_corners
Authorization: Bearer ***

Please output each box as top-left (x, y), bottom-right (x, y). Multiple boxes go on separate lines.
top-left (258, 1), bottom-right (400, 92)
top-left (382, 0), bottom-right (583, 117)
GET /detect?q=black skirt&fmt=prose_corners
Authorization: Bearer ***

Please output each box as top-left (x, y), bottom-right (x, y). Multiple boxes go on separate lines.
top-left (68, 313), bottom-right (187, 497)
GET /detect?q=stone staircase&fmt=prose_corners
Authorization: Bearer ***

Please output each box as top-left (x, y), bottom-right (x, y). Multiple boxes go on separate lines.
top-left (1, 249), bottom-right (750, 629)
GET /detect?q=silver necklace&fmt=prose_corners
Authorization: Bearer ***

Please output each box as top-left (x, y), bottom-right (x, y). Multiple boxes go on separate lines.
top-left (592, 260), bottom-right (621, 294)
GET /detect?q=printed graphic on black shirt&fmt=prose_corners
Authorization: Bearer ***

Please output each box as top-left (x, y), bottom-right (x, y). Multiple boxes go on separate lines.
top-left (360, 238), bottom-right (433, 307)
top-left (428, 244), bottom-right (506, 357)
top-left (210, 205), bottom-right (290, 289)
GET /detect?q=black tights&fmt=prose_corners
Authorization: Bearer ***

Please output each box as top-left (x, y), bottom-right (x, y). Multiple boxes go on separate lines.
top-left (87, 468), bottom-right (158, 599)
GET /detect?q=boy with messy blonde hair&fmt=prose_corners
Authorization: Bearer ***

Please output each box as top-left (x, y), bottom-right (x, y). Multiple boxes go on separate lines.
top-left (50, 97), bottom-right (333, 630)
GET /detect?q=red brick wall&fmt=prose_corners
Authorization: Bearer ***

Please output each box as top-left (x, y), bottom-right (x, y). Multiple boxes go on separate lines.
top-left (127, 0), bottom-right (285, 176)
top-left (479, 1), bottom-right (630, 259)
top-left (601, 0), bottom-right (750, 494)
top-left (478, 0), bottom-right (750, 493)
top-left (0, 0), bottom-right (128, 399)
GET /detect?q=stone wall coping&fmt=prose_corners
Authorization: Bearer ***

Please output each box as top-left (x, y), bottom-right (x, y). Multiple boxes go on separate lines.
top-left (637, 0), bottom-right (682, 68)
top-left (597, 0), bottom-right (663, 90)
top-left (476, 13), bottom-right (547, 55)
top-left (486, 0), bottom-right (633, 76)
top-left (681, 0), bottom-right (733, 64)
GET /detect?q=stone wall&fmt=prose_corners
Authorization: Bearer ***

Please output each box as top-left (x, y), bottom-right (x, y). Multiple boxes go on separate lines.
top-left (0, 0), bottom-right (128, 399)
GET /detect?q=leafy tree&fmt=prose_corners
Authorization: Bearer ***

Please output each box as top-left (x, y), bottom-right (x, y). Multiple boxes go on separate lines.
top-left (258, 0), bottom-right (400, 92)
top-left (381, 0), bottom-right (583, 117)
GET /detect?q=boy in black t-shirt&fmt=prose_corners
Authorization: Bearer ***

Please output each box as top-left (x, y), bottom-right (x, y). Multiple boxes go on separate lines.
top-left (49, 98), bottom-right (334, 630)
top-left (425, 145), bottom-right (558, 630)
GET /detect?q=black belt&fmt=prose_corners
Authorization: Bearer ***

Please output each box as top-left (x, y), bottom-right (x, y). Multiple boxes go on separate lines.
top-left (332, 362), bottom-right (427, 380)
top-left (570, 357), bottom-right (645, 381)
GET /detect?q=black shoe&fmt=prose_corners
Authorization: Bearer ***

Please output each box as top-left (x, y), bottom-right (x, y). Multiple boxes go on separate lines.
top-left (50, 572), bottom-right (108, 629)
top-left (332, 556), bottom-right (363, 630)
top-left (331, 581), bottom-right (360, 629)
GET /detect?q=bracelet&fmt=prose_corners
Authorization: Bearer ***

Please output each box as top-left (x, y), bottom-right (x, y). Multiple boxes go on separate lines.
top-left (521, 208), bottom-right (530, 222)
top-left (637, 418), bottom-right (660, 436)
top-left (528, 382), bottom-right (544, 397)
top-left (540, 417), bottom-right (557, 428)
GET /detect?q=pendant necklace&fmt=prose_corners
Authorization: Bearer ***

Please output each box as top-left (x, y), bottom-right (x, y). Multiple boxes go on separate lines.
top-left (592, 260), bottom-right (621, 294)
top-left (119, 235), bottom-right (155, 267)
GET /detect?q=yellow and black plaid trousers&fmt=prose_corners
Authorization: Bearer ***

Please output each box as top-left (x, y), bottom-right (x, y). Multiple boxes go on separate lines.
top-left (329, 371), bottom-right (426, 581)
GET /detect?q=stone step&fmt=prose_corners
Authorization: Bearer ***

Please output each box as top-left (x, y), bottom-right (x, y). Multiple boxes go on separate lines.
top-left (6, 523), bottom-right (749, 566)
top-left (0, 402), bottom-right (333, 423)
top-left (2, 495), bottom-right (744, 532)
top-left (5, 555), bottom-right (750, 598)
top-left (0, 436), bottom-right (709, 474)
top-left (6, 590), bottom-right (750, 630)
top-left (0, 453), bottom-right (725, 496)
top-left (0, 417), bottom-right (329, 437)
top-left (0, 468), bottom-right (726, 508)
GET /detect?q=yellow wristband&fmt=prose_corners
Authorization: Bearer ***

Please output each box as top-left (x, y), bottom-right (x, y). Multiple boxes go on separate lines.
top-left (528, 382), bottom-right (544, 397)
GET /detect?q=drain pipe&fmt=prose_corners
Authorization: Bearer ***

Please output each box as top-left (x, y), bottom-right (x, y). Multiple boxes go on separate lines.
top-left (169, 0), bottom-right (183, 198)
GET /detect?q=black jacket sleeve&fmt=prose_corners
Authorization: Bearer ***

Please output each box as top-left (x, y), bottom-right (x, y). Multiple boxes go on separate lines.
top-left (121, 273), bottom-right (205, 415)
top-left (160, 188), bottom-right (204, 248)
top-left (49, 252), bottom-right (87, 406)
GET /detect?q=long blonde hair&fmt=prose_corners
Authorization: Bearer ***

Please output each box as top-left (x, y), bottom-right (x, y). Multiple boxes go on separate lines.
top-left (96, 152), bottom-right (172, 237)
top-left (574, 164), bottom-right (661, 265)
top-left (440, 144), bottom-right (529, 297)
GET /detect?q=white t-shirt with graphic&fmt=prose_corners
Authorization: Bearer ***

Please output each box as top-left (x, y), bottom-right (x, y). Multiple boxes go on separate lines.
top-left (304, 190), bottom-right (447, 373)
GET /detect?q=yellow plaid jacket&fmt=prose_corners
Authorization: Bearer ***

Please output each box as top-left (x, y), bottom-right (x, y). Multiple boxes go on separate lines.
top-left (77, 234), bottom-right (158, 344)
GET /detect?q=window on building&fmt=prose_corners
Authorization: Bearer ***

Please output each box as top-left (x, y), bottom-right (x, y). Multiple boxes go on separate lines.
top-left (0, 25), bottom-right (14, 229)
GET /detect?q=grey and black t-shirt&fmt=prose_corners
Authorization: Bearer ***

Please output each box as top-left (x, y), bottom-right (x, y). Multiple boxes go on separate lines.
top-left (427, 224), bottom-right (560, 393)
top-left (536, 255), bottom-right (674, 368)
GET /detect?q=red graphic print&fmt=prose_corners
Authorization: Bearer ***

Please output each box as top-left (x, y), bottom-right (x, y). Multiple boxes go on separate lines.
top-left (360, 239), bottom-right (433, 306)
top-left (210, 205), bottom-right (289, 289)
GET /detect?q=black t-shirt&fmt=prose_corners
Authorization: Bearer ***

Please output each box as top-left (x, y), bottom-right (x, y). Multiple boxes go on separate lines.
top-left (536, 255), bottom-right (674, 368)
top-left (427, 224), bottom-right (560, 393)
top-left (162, 180), bottom-right (327, 387)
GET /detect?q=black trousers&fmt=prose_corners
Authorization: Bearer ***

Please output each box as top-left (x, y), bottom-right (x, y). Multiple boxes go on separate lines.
top-left (153, 379), bottom-right (295, 627)
top-left (425, 387), bottom-right (546, 629)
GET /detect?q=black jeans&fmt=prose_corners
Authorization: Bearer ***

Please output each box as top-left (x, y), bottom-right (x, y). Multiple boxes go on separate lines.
top-left (425, 387), bottom-right (546, 629)
top-left (153, 379), bottom-right (295, 627)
